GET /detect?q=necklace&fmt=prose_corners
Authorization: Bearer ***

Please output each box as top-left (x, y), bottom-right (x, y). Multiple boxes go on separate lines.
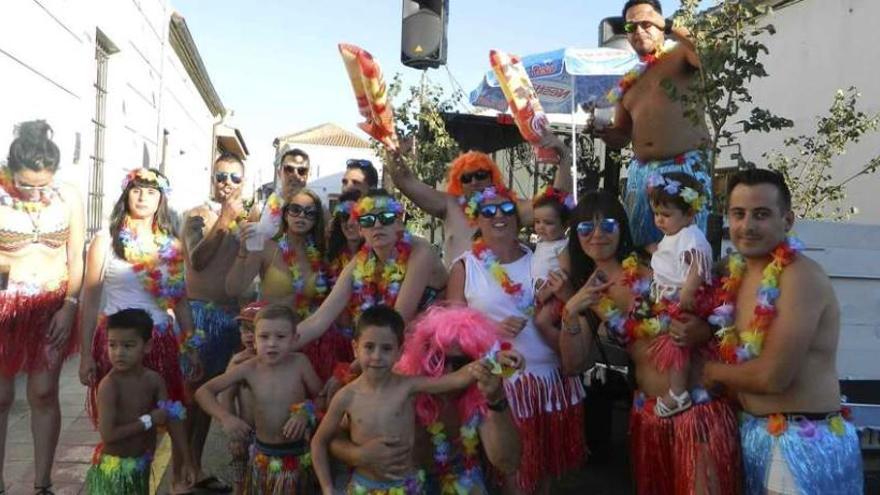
top-left (472, 238), bottom-right (534, 317)
top-left (118, 220), bottom-right (186, 311)
top-left (351, 232), bottom-right (412, 316)
top-left (278, 234), bottom-right (328, 317)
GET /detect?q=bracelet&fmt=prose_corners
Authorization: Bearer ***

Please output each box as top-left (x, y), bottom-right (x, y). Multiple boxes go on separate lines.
top-left (139, 414), bottom-right (153, 431)
top-left (157, 400), bottom-right (187, 421)
top-left (289, 400), bottom-right (319, 429)
top-left (64, 295), bottom-right (79, 306)
top-left (487, 397), bottom-right (509, 412)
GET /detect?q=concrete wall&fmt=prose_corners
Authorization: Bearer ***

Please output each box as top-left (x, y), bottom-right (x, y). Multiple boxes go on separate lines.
top-left (0, 0), bottom-right (218, 229)
top-left (733, 0), bottom-right (880, 222)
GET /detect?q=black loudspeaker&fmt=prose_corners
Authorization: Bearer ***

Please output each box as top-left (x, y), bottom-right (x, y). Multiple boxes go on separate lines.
top-left (401, 0), bottom-right (449, 69)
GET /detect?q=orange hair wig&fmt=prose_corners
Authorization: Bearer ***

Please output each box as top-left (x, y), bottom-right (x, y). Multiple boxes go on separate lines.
top-left (446, 151), bottom-right (504, 196)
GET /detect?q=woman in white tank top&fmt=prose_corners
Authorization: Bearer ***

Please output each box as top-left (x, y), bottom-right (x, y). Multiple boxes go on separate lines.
top-left (447, 186), bottom-right (585, 494)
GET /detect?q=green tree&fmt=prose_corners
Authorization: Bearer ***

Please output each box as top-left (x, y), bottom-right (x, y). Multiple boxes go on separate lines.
top-left (766, 88), bottom-right (880, 221)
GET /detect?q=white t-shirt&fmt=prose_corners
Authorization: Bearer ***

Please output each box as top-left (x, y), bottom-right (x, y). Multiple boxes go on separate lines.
top-left (531, 238), bottom-right (567, 283)
top-left (650, 224), bottom-right (712, 301)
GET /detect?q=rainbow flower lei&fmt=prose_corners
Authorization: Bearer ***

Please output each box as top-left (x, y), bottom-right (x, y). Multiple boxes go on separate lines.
top-left (594, 254), bottom-right (666, 346)
top-left (351, 195), bottom-right (405, 222)
top-left (118, 221), bottom-right (186, 311)
top-left (333, 199), bottom-right (356, 218)
top-left (253, 450), bottom-right (312, 474)
top-left (606, 44), bottom-right (673, 104)
top-left (472, 238), bottom-right (534, 317)
top-left (277, 234), bottom-right (328, 317)
top-left (458, 186), bottom-right (512, 223)
top-left (427, 415), bottom-right (483, 494)
top-left (351, 231), bottom-right (413, 316)
top-left (0, 168), bottom-right (60, 213)
top-left (122, 168), bottom-right (171, 194)
top-left (90, 444), bottom-right (153, 474)
top-left (710, 236), bottom-right (803, 363)
top-left (157, 399), bottom-right (187, 421)
top-left (265, 192), bottom-right (284, 221)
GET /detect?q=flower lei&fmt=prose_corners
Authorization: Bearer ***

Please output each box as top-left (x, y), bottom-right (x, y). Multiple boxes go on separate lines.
top-left (765, 408), bottom-right (851, 438)
top-left (91, 444), bottom-right (153, 474)
top-left (594, 254), bottom-right (666, 347)
top-left (278, 234), bottom-right (328, 317)
top-left (472, 238), bottom-right (534, 317)
top-left (157, 400), bottom-right (187, 421)
top-left (265, 192), bottom-right (284, 222)
top-left (607, 43), bottom-right (673, 104)
top-left (118, 220), bottom-right (186, 311)
top-left (533, 186), bottom-right (574, 212)
top-left (351, 195), bottom-right (404, 222)
top-left (351, 231), bottom-right (413, 315)
top-left (0, 168), bottom-right (60, 213)
top-left (711, 236), bottom-right (803, 363)
top-left (646, 173), bottom-right (706, 212)
top-left (253, 450), bottom-right (312, 474)
top-left (333, 200), bottom-right (356, 218)
top-left (122, 168), bottom-right (171, 194)
top-left (426, 415), bottom-right (483, 494)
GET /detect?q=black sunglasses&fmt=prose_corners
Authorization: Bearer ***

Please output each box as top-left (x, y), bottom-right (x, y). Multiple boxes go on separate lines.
top-left (282, 165), bottom-right (309, 177)
top-left (358, 211), bottom-right (398, 228)
top-left (577, 218), bottom-right (619, 237)
top-left (346, 159), bottom-right (373, 170)
top-left (623, 20), bottom-right (655, 33)
top-left (479, 201), bottom-right (517, 219)
top-left (214, 172), bottom-right (242, 184)
top-left (460, 170), bottom-right (491, 184)
top-left (285, 204), bottom-right (318, 219)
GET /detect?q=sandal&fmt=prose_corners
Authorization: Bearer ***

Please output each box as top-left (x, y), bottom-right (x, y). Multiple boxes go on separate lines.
top-left (654, 389), bottom-right (692, 418)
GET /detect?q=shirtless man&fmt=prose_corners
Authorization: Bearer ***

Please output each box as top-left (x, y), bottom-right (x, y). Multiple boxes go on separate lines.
top-left (598, 0), bottom-right (712, 248)
top-left (181, 153), bottom-right (246, 493)
top-left (195, 304), bottom-right (323, 494)
top-left (386, 130), bottom-right (571, 265)
top-left (702, 169), bottom-right (863, 495)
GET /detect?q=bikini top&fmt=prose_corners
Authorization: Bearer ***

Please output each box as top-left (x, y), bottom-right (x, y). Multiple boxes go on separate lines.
top-left (0, 197), bottom-right (70, 252)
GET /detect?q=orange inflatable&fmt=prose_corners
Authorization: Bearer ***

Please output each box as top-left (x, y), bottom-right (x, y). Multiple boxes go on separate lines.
top-left (339, 43), bottom-right (398, 150)
top-left (489, 49), bottom-right (558, 164)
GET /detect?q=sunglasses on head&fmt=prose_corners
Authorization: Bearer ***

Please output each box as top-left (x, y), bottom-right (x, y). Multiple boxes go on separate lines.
top-left (624, 20), bottom-right (655, 33)
top-left (460, 169), bottom-right (491, 184)
top-left (577, 218), bottom-right (619, 237)
top-left (285, 204), bottom-right (318, 219)
top-left (213, 171), bottom-right (242, 184)
top-left (479, 201), bottom-right (517, 219)
top-left (346, 159), bottom-right (373, 169)
top-left (282, 165), bottom-right (309, 177)
top-left (357, 211), bottom-right (398, 228)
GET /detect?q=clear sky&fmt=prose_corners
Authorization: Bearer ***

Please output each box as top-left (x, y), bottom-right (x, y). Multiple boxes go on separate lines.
top-left (174, 0), bottom-right (684, 173)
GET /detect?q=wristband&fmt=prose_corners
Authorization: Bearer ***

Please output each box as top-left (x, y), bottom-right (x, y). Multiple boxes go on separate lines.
top-left (139, 414), bottom-right (153, 431)
top-left (487, 397), bottom-right (509, 412)
top-left (157, 400), bottom-right (187, 421)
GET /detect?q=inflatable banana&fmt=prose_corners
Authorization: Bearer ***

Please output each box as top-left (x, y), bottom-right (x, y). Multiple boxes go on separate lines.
top-left (339, 43), bottom-right (398, 150)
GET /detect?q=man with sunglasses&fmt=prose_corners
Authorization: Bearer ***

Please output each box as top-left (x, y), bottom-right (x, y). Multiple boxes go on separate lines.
top-left (597, 0), bottom-right (712, 249)
top-left (179, 152), bottom-right (246, 493)
top-left (385, 129), bottom-right (571, 265)
top-left (342, 158), bottom-right (379, 195)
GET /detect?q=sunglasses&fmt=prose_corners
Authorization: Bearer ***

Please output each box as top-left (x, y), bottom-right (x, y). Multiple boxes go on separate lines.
top-left (346, 159), bottom-right (373, 169)
top-left (624, 20), bottom-right (656, 33)
top-left (285, 204), bottom-right (318, 219)
top-left (479, 201), bottom-right (517, 218)
top-left (460, 170), bottom-right (491, 184)
top-left (577, 218), bottom-right (619, 237)
top-left (214, 171), bottom-right (242, 184)
top-left (282, 165), bottom-right (309, 177)
top-left (357, 211), bottom-right (398, 228)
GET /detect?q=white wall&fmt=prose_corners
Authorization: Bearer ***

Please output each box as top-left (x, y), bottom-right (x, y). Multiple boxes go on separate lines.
top-left (733, 0), bottom-right (880, 222)
top-left (0, 0), bottom-right (218, 228)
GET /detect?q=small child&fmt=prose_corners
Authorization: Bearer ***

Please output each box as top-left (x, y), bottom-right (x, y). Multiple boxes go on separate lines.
top-left (646, 172), bottom-right (713, 417)
top-left (532, 187), bottom-right (575, 348)
top-left (86, 309), bottom-right (192, 495)
top-left (310, 305), bottom-right (522, 495)
top-left (195, 303), bottom-right (323, 494)
top-left (219, 301), bottom-right (264, 495)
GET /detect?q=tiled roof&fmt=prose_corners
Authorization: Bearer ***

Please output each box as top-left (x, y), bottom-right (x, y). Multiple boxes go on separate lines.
top-left (276, 123), bottom-right (371, 149)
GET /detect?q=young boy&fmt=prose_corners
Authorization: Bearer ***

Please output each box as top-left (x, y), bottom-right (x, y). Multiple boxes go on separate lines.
top-left (86, 309), bottom-right (192, 495)
top-left (311, 305), bottom-right (521, 495)
top-left (219, 301), bottom-right (262, 495)
top-left (195, 303), bottom-right (323, 494)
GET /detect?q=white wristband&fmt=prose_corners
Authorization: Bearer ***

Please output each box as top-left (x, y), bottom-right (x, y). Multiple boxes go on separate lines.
top-left (139, 414), bottom-right (153, 431)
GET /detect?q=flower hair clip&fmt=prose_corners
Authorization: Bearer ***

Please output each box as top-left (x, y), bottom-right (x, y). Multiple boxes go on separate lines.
top-left (646, 173), bottom-right (705, 213)
top-left (122, 168), bottom-right (172, 194)
top-left (352, 195), bottom-right (404, 221)
top-left (534, 186), bottom-right (575, 211)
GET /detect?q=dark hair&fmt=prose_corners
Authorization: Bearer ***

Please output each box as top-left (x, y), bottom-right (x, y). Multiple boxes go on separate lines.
top-left (280, 148), bottom-right (309, 165)
top-left (567, 190), bottom-right (635, 290)
top-left (7, 120), bottom-right (61, 174)
top-left (648, 172), bottom-right (705, 214)
top-left (346, 159), bottom-right (379, 188)
top-left (274, 188), bottom-right (326, 255)
top-left (355, 304), bottom-right (405, 345)
top-left (533, 195), bottom-right (570, 226)
top-left (215, 152), bottom-right (244, 170)
top-left (109, 168), bottom-right (178, 259)
top-left (254, 304), bottom-right (300, 333)
top-left (106, 308), bottom-right (154, 342)
top-left (328, 189), bottom-right (364, 263)
top-left (727, 168), bottom-right (792, 212)
top-left (623, 0), bottom-right (662, 18)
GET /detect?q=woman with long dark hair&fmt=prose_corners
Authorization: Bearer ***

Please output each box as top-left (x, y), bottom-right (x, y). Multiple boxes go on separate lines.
top-left (78, 168), bottom-right (196, 494)
top-left (558, 190), bottom-right (741, 495)
top-left (0, 120), bottom-right (84, 494)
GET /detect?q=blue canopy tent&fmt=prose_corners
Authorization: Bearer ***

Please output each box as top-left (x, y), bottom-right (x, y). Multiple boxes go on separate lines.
top-left (469, 47), bottom-right (638, 196)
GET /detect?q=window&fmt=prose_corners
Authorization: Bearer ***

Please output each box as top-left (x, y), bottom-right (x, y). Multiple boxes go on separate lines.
top-left (87, 30), bottom-right (117, 238)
